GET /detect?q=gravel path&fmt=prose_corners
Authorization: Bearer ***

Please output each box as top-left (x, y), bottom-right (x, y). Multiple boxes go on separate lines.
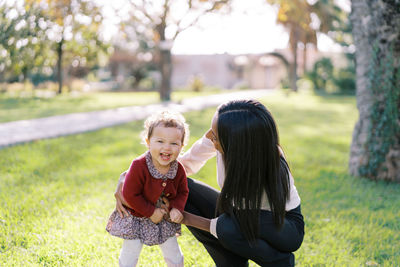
top-left (0, 89), bottom-right (273, 148)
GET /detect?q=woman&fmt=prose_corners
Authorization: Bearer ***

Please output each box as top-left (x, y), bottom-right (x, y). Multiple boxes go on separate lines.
top-left (115, 99), bottom-right (304, 266)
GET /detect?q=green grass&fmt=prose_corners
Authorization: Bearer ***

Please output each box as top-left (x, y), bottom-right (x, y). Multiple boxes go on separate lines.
top-left (1, 91), bottom-right (399, 266)
top-left (0, 90), bottom-right (221, 123)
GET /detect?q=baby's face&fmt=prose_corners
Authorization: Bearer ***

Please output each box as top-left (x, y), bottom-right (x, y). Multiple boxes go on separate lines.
top-left (146, 125), bottom-right (183, 170)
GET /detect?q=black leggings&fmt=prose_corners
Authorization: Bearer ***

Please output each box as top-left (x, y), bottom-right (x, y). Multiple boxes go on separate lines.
top-left (184, 178), bottom-right (304, 267)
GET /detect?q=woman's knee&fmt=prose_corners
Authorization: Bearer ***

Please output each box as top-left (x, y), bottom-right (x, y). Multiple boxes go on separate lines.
top-left (262, 220), bottom-right (304, 252)
top-left (216, 213), bottom-right (243, 249)
top-left (279, 220), bottom-right (304, 252)
top-left (217, 213), bottom-right (304, 253)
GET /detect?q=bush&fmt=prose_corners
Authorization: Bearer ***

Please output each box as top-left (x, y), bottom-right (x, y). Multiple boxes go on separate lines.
top-left (306, 56), bottom-right (355, 95)
top-left (188, 75), bottom-right (205, 92)
top-left (307, 57), bottom-right (334, 91)
top-left (334, 66), bottom-right (356, 95)
top-left (138, 76), bottom-right (157, 91)
top-left (30, 72), bottom-right (55, 86)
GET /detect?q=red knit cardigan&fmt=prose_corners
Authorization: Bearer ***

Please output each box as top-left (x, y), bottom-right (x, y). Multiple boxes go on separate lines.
top-left (122, 153), bottom-right (189, 218)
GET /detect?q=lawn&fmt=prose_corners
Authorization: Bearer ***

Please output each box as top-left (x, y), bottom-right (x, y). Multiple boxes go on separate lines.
top-left (0, 89), bottom-right (222, 123)
top-left (0, 91), bottom-right (399, 266)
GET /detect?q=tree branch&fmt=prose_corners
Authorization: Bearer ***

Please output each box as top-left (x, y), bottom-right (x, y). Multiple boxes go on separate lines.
top-left (161, 0), bottom-right (170, 24)
top-left (128, 0), bottom-right (155, 23)
top-left (173, 0), bottom-right (229, 40)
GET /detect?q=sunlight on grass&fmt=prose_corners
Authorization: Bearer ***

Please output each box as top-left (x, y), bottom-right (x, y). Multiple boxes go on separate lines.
top-left (1, 91), bottom-right (399, 266)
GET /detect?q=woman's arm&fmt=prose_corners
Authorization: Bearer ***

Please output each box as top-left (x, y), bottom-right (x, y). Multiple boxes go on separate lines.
top-left (178, 133), bottom-right (216, 176)
top-left (114, 171), bottom-right (132, 218)
top-left (181, 211), bottom-right (211, 233)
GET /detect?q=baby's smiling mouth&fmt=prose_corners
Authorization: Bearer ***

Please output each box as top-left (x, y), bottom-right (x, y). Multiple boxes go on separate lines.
top-left (160, 153), bottom-right (171, 161)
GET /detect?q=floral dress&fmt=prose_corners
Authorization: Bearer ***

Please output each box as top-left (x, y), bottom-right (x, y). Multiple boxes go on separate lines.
top-left (106, 152), bottom-right (181, 246)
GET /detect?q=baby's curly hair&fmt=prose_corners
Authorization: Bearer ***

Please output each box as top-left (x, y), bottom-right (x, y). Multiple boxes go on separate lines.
top-left (141, 110), bottom-right (190, 147)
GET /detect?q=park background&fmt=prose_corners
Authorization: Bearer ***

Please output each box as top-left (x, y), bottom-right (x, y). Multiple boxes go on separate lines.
top-left (0, 0), bottom-right (399, 266)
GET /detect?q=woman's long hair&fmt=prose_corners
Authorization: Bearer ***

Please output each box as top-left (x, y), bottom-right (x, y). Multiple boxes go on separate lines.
top-left (216, 99), bottom-right (290, 243)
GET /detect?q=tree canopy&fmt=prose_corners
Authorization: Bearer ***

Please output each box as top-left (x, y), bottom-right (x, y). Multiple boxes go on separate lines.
top-left (267, 0), bottom-right (349, 91)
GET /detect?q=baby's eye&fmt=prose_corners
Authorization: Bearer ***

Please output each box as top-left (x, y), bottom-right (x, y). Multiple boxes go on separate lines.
top-left (171, 142), bottom-right (178, 146)
top-left (157, 140), bottom-right (163, 143)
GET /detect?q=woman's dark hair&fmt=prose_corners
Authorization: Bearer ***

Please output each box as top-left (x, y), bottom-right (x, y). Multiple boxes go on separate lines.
top-left (216, 99), bottom-right (290, 243)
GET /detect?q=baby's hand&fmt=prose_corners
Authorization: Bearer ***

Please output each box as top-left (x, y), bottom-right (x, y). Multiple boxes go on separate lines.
top-left (169, 208), bottom-right (183, 223)
top-left (150, 208), bottom-right (166, 224)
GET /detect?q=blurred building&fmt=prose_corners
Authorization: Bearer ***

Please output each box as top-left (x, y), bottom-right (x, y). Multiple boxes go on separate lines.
top-left (171, 53), bottom-right (286, 89)
top-left (109, 47), bottom-right (340, 90)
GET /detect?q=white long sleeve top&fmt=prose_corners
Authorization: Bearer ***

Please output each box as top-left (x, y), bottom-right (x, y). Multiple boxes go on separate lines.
top-left (178, 134), bottom-right (301, 238)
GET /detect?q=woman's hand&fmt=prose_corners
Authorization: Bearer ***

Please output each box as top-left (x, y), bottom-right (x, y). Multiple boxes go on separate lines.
top-left (169, 208), bottom-right (183, 223)
top-left (160, 197), bottom-right (171, 220)
top-left (150, 208), bottom-right (166, 224)
top-left (114, 172), bottom-right (130, 218)
top-left (160, 197), bottom-right (170, 212)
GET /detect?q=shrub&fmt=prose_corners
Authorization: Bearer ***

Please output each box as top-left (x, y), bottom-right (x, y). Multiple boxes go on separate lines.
top-left (188, 75), bottom-right (205, 92)
top-left (334, 66), bottom-right (356, 95)
top-left (307, 57), bottom-right (334, 91)
top-left (306, 55), bottom-right (355, 95)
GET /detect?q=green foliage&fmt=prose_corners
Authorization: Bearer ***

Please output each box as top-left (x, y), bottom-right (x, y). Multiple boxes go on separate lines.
top-left (0, 3), bottom-right (53, 83)
top-left (307, 57), bottom-right (334, 91)
top-left (334, 65), bottom-right (356, 94)
top-left (0, 1), bottom-right (110, 87)
top-left (267, 0), bottom-right (349, 46)
top-left (29, 72), bottom-right (56, 86)
top-left (43, 0), bottom-right (109, 83)
top-left (0, 92), bottom-right (399, 266)
top-left (279, 76), bottom-right (291, 91)
top-left (360, 45), bottom-right (400, 178)
top-left (188, 75), bottom-right (205, 92)
top-left (307, 55), bottom-right (355, 94)
top-left (268, 0), bottom-right (352, 93)
top-left (311, 0), bottom-right (353, 47)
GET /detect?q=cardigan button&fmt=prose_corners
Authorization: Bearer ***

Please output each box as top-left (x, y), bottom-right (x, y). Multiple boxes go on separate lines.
top-left (162, 182), bottom-right (167, 187)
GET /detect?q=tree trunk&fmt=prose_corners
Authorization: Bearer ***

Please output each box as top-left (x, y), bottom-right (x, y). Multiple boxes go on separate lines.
top-left (22, 66), bottom-right (29, 90)
top-left (56, 40), bottom-right (63, 94)
top-left (289, 29), bottom-right (299, 92)
top-left (156, 19), bottom-right (172, 102)
top-left (289, 47), bottom-right (298, 92)
top-left (303, 44), bottom-right (307, 75)
top-left (349, 0), bottom-right (400, 182)
top-left (159, 48), bottom-right (172, 101)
